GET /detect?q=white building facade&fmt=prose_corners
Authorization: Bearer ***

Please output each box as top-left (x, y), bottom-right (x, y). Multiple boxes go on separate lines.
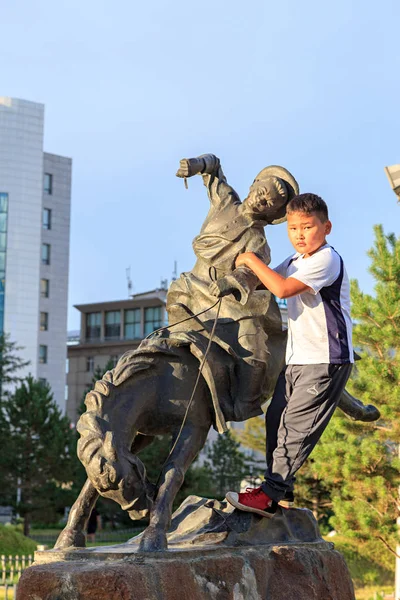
top-left (0, 97), bottom-right (71, 411)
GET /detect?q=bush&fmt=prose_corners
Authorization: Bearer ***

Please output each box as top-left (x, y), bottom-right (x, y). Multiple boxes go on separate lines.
top-left (0, 524), bottom-right (37, 556)
top-left (332, 536), bottom-right (394, 588)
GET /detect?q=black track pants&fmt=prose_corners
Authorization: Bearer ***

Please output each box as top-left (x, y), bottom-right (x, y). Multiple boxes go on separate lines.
top-left (262, 363), bottom-right (352, 502)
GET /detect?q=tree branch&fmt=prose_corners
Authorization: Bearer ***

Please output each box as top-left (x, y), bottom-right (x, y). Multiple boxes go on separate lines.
top-left (377, 536), bottom-right (400, 559)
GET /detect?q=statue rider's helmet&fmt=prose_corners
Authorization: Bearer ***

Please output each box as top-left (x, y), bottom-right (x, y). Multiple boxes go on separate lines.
top-left (245, 166), bottom-right (300, 224)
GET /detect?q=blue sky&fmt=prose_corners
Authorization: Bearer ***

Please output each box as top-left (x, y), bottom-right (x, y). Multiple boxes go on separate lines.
top-left (2, 0), bottom-right (399, 329)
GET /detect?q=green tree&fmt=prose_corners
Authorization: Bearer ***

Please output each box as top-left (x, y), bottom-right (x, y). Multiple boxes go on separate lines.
top-left (311, 225), bottom-right (400, 561)
top-left (203, 430), bottom-right (254, 499)
top-left (137, 434), bottom-right (214, 509)
top-left (0, 333), bottom-right (30, 398)
top-left (0, 336), bottom-right (30, 510)
top-left (0, 332), bottom-right (30, 430)
top-left (1, 376), bottom-right (77, 535)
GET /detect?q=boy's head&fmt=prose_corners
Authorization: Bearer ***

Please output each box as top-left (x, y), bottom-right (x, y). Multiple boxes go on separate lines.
top-left (286, 193), bottom-right (332, 257)
top-left (286, 193), bottom-right (329, 222)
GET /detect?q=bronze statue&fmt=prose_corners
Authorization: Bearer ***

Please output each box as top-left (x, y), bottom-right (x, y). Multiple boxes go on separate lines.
top-left (55, 154), bottom-right (379, 553)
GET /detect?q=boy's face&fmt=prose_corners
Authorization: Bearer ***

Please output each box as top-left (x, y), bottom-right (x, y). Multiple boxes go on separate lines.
top-left (287, 211), bottom-right (332, 257)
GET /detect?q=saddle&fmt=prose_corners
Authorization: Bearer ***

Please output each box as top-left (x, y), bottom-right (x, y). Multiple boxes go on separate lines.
top-left (111, 333), bottom-right (237, 433)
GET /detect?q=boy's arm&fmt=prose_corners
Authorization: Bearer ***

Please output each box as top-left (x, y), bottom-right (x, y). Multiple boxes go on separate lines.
top-left (235, 253), bottom-right (311, 299)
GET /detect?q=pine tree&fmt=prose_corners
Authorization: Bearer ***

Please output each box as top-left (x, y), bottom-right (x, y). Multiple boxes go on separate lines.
top-left (1, 376), bottom-right (77, 535)
top-left (0, 335), bottom-right (30, 511)
top-left (311, 225), bottom-right (400, 563)
top-left (203, 430), bottom-right (254, 499)
top-left (0, 333), bottom-right (30, 400)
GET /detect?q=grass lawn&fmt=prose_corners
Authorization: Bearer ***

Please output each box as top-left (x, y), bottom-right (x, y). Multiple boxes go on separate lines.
top-left (355, 586), bottom-right (394, 599)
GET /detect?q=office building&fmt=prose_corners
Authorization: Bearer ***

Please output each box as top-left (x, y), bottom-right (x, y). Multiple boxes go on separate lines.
top-left (0, 97), bottom-right (71, 411)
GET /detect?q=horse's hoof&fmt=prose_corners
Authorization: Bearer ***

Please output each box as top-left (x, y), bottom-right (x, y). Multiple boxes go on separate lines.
top-left (54, 528), bottom-right (86, 550)
top-left (138, 528), bottom-right (167, 552)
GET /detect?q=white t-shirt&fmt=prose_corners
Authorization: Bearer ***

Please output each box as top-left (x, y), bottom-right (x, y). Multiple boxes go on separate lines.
top-left (274, 244), bottom-right (354, 365)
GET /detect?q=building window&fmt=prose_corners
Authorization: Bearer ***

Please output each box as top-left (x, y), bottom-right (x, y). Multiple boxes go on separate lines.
top-left (86, 356), bottom-right (94, 372)
top-left (111, 355), bottom-right (119, 367)
top-left (44, 173), bottom-right (53, 195)
top-left (40, 312), bottom-right (48, 331)
top-left (86, 312), bottom-right (101, 341)
top-left (40, 278), bottom-right (49, 298)
top-left (43, 208), bottom-right (52, 230)
top-left (0, 213), bottom-right (7, 233)
top-left (39, 345), bottom-right (47, 364)
top-left (105, 311), bottom-right (121, 340)
top-left (39, 378), bottom-right (47, 387)
top-left (124, 308), bottom-right (141, 339)
top-left (42, 243), bottom-right (50, 265)
top-left (144, 306), bottom-right (163, 336)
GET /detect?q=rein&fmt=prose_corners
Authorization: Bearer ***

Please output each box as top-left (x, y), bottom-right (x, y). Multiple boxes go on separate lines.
top-left (153, 267), bottom-right (224, 488)
top-left (155, 296), bottom-right (222, 488)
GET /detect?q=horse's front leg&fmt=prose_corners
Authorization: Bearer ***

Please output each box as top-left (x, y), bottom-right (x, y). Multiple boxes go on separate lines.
top-left (138, 423), bottom-right (210, 552)
top-left (54, 478), bottom-right (98, 549)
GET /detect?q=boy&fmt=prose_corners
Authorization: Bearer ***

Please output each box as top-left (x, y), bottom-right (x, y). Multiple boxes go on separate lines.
top-left (226, 193), bottom-right (353, 517)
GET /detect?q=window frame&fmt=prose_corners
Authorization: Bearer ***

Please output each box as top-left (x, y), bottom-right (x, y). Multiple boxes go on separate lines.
top-left (39, 344), bottom-right (48, 364)
top-left (105, 310), bottom-right (121, 340)
top-left (40, 311), bottom-right (49, 331)
top-left (144, 306), bottom-right (163, 336)
top-left (43, 207), bottom-right (52, 230)
top-left (41, 243), bottom-right (51, 265)
top-left (86, 312), bottom-right (101, 341)
top-left (40, 278), bottom-right (50, 298)
top-left (44, 173), bottom-right (53, 195)
top-left (124, 308), bottom-right (141, 340)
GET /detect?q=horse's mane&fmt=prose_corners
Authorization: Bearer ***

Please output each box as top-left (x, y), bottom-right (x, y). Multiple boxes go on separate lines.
top-left (77, 349), bottom-right (154, 467)
top-left (84, 349), bottom-right (154, 414)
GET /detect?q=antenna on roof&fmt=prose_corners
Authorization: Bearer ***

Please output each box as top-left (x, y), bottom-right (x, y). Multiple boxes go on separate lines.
top-left (172, 260), bottom-right (178, 281)
top-left (126, 267), bottom-right (133, 297)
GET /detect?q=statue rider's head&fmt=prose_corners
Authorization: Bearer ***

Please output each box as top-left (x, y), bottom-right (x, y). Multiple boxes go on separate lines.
top-left (242, 166), bottom-right (300, 225)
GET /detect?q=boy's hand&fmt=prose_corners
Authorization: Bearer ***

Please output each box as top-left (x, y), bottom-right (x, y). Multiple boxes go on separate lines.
top-left (235, 252), bottom-right (255, 269)
top-left (209, 276), bottom-right (241, 302)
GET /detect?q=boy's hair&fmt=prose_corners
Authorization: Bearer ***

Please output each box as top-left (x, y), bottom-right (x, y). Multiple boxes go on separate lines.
top-left (286, 193), bottom-right (329, 223)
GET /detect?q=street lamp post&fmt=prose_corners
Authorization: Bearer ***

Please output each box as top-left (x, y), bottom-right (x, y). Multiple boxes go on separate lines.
top-left (384, 164), bottom-right (400, 202)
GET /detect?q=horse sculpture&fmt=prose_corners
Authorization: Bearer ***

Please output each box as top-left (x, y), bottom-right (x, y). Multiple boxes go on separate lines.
top-left (56, 155), bottom-right (379, 553)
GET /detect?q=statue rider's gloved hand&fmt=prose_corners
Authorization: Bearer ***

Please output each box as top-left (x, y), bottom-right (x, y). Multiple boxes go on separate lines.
top-left (176, 155), bottom-right (219, 178)
top-left (209, 277), bottom-right (242, 302)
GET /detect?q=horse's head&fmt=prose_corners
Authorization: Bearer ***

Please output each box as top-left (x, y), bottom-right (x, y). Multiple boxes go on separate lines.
top-left (77, 382), bottom-right (155, 519)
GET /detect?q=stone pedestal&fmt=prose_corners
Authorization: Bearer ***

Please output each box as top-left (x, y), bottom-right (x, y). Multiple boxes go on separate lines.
top-left (17, 544), bottom-right (355, 600)
top-left (17, 497), bottom-right (355, 600)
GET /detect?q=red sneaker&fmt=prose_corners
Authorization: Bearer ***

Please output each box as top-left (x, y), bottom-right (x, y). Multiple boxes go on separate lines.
top-left (226, 486), bottom-right (277, 518)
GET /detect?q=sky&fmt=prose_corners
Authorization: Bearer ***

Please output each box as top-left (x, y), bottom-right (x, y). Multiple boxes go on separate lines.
top-left (1, 0), bottom-right (399, 330)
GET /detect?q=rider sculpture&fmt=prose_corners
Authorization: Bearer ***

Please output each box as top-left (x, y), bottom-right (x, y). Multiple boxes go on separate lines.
top-left (168, 154), bottom-right (298, 430)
